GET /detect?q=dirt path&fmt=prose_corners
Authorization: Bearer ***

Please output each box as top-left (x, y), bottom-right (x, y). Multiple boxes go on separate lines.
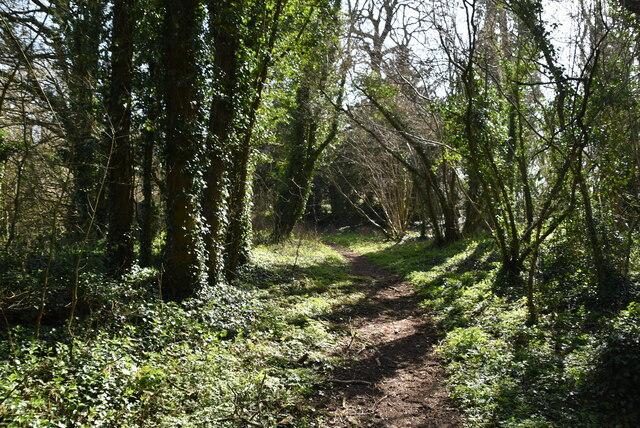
top-left (318, 245), bottom-right (461, 427)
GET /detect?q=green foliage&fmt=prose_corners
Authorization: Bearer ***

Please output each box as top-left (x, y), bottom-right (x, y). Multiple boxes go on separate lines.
top-left (0, 239), bottom-right (356, 426)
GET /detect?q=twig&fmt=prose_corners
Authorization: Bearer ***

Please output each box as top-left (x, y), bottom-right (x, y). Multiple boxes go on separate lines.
top-left (291, 235), bottom-right (304, 271)
top-left (327, 378), bottom-right (372, 386)
top-left (344, 331), bottom-right (357, 353)
top-left (373, 394), bottom-right (390, 411)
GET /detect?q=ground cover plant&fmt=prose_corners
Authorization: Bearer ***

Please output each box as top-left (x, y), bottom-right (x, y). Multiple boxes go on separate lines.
top-left (0, 239), bottom-right (358, 427)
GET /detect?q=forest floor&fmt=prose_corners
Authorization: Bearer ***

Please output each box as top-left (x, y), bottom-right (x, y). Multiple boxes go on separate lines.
top-left (317, 244), bottom-right (461, 427)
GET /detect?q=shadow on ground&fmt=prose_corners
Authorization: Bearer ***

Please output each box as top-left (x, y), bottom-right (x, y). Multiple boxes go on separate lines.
top-left (314, 244), bottom-right (461, 428)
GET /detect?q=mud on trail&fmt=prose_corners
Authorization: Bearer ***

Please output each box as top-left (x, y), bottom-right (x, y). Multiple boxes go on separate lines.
top-left (317, 245), bottom-right (461, 427)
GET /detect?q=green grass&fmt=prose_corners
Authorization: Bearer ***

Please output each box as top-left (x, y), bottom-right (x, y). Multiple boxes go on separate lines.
top-left (322, 232), bottom-right (391, 254)
top-left (323, 232), bottom-right (483, 275)
top-left (0, 238), bottom-right (360, 427)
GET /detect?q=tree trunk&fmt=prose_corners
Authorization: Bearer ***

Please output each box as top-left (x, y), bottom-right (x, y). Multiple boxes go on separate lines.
top-left (577, 169), bottom-right (608, 295)
top-left (106, 0), bottom-right (135, 274)
top-left (62, 3), bottom-right (104, 238)
top-left (202, 0), bottom-right (239, 286)
top-left (272, 83), bottom-right (315, 242)
top-left (418, 183), bottom-right (444, 244)
top-left (462, 171), bottom-right (483, 235)
top-left (162, 0), bottom-right (202, 300)
top-left (139, 125), bottom-right (155, 267)
top-left (225, 142), bottom-right (253, 281)
top-left (224, 0), bottom-right (287, 281)
top-left (441, 200), bottom-right (461, 243)
top-left (273, 156), bottom-right (316, 242)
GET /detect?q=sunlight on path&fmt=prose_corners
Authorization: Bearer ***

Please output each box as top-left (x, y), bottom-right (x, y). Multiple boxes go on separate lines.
top-left (319, 245), bottom-right (461, 427)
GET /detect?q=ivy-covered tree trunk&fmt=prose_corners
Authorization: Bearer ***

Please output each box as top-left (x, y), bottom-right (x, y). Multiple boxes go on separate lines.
top-left (272, 83), bottom-right (316, 242)
top-left (106, 0), bottom-right (135, 274)
top-left (202, 0), bottom-right (239, 286)
top-left (224, 0), bottom-right (286, 281)
top-left (60, 3), bottom-right (104, 237)
top-left (273, 157), bottom-right (317, 242)
top-left (225, 139), bottom-right (253, 281)
top-left (139, 122), bottom-right (155, 268)
top-left (462, 171), bottom-right (483, 234)
top-left (137, 5), bottom-right (163, 268)
top-left (162, 0), bottom-right (202, 300)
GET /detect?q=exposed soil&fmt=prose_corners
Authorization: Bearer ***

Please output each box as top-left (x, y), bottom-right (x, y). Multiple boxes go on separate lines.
top-left (318, 245), bottom-right (461, 427)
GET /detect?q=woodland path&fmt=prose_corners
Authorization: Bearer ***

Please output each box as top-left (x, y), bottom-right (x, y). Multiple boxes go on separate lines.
top-left (318, 245), bottom-right (461, 427)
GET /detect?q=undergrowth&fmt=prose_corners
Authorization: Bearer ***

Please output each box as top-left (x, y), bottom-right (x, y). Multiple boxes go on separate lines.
top-left (0, 239), bottom-right (355, 427)
top-left (331, 232), bottom-right (640, 427)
